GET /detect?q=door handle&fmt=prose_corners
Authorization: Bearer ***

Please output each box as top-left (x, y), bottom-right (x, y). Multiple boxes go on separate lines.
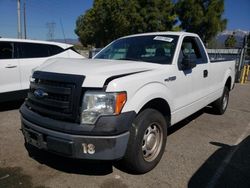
top-left (5, 65), bottom-right (17, 68)
top-left (203, 70), bottom-right (208, 78)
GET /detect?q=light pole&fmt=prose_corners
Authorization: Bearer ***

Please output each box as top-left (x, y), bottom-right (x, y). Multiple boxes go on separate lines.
top-left (17, 0), bottom-right (22, 38)
top-left (23, 0), bottom-right (27, 39)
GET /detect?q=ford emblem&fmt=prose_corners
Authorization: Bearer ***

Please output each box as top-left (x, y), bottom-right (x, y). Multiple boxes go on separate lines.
top-left (34, 89), bottom-right (48, 99)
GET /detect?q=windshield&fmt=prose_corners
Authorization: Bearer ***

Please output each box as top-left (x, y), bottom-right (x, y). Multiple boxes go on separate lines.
top-left (94, 35), bottom-right (179, 64)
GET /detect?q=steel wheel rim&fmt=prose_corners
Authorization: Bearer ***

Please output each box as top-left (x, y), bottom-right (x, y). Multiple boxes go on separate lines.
top-left (222, 92), bottom-right (228, 110)
top-left (142, 122), bottom-right (163, 162)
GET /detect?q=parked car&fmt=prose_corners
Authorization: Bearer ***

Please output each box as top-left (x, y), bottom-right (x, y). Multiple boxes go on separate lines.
top-left (0, 38), bottom-right (84, 102)
top-left (20, 32), bottom-right (235, 173)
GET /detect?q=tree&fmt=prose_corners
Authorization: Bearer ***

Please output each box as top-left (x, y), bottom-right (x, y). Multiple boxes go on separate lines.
top-left (207, 37), bottom-right (222, 49)
top-left (75, 0), bottom-right (177, 47)
top-left (225, 34), bottom-right (237, 48)
top-left (176, 0), bottom-right (227, 45)
top-left (124, 0), bottom-right (178, 33)
top-left (75, 0), bottom-right (129, 47)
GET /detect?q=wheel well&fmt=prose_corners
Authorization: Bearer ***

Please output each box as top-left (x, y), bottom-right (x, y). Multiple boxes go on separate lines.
top-left (225, 77), bottom-right (231, 90)
top-left (140, 98), bottom-right (171, 126)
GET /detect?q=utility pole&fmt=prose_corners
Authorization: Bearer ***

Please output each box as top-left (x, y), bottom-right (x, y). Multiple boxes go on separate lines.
top-left (17, 0), bottom-right (22, 38)
top-left (23, 0), bottom-right (27, 39)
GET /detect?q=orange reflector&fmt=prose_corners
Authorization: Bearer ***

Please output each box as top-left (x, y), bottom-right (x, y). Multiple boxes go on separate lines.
top-left (115, 92), bottom-right (127, 114)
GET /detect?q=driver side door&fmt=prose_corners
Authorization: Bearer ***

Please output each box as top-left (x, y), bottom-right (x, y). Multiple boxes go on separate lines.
top-left (171, 36), bottom-right (209, 124)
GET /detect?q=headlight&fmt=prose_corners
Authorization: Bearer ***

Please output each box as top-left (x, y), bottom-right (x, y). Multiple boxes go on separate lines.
top-left (81, 91), bottom-right (127, 124)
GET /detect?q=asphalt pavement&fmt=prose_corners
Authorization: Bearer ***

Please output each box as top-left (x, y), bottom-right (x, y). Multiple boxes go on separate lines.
top-left (0, 83), bottom-right (250, 188)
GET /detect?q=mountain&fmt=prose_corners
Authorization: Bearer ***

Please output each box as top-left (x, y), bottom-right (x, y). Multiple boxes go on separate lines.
top-left (49, 38), bottom-right (80, 45)
top-left (216, 29), bottom-right (249, 48)
top-left (220, 29), bottom-right (249, 37)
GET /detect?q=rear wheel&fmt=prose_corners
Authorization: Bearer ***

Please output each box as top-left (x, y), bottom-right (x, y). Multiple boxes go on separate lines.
top-left (121, 108), bottom-right (167, 174)
top-left (212, 87), bottom-right (229, 115)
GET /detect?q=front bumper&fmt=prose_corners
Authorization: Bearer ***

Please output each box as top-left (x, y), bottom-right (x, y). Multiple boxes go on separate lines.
top-left (20, 104), bottom-right (135, 160)
top-left (21, 117), bottom-right (129, 160)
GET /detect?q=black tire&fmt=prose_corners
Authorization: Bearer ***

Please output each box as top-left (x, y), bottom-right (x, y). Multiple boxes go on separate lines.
top-left (121, 108), bottom-right (168, 174)
top-left (212, 87), bottom-right (229, 115)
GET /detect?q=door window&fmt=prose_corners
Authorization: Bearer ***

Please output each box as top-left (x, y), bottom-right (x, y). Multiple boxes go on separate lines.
top-left (19, 43), bottom-right (50, 58)
top-left (178, 36), bottom-right (208, 68)
top-left (0, 42), bottom-right (14, 59)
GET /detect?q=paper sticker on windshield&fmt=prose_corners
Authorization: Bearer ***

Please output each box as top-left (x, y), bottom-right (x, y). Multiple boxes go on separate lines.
top-left (153, 36), bottom-right (173, 42)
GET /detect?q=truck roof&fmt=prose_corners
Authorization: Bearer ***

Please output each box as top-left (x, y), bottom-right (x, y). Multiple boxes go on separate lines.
top-left (0, 37), bottom-right (72, 49)
top-left (120, 31), bottom-right (199, 39)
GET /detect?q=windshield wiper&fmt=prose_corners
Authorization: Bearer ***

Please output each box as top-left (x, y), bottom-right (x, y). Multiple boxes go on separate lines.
top-left (118, 57), bottom-right (140, 61)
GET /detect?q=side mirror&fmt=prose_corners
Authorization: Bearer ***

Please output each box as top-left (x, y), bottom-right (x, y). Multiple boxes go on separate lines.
top-left (181, 56), bottom-right (196, 70)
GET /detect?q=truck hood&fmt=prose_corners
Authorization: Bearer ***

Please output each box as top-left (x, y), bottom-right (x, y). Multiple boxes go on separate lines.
top-left (36, 58), bottom-right (161, 87)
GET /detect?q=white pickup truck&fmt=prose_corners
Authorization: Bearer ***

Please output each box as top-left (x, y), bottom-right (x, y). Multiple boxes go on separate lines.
top-left (20, 32), bottom-right (235, 173)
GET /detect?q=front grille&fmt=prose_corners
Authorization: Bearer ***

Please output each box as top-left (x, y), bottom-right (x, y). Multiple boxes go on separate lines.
top-left (26, 71), bottom-right (85, 122)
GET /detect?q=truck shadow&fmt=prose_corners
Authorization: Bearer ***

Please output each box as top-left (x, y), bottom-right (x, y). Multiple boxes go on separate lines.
top-left (168, 106), bottom-right (219, 135)
top-left (0, 100), bottom-right (24, 112)
top-left (25, 144), bottom-right (113, 175)
top-left (168, 109), bottom-right (203, 135)
top-left (188, 136), bottom-right (250, 188)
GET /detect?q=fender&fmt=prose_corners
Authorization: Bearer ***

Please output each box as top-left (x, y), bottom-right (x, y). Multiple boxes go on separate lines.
top-left (122, 82), bottom-right (173, 114)
top-left (223, 66), bottom-right (233, 89)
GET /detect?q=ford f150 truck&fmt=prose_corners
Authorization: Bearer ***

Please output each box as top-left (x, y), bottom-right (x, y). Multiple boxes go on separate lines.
top-left (20, 32), bottom-right (235, 173)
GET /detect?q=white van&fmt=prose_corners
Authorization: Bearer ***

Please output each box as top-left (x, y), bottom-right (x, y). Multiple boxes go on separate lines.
top-left (0, 38), bottom-right (84, 102)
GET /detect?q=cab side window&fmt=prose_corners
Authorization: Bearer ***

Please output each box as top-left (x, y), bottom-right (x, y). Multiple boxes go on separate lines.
top-left (178, 36), bottom-right (208, 69)
top-left (0, 42), bottom-right (14, 59)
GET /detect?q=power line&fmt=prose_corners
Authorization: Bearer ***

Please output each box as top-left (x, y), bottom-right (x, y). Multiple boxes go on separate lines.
top-left (46, 22), bottom-right (56, 41)
top-left (60, 19), bottom-right (66, 43)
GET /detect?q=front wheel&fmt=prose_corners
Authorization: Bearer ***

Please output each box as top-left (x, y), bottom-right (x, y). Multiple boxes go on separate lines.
top-left (121, 109), bottom-right (168, 174)
top-left (212, 87), bottom-right (229, 115)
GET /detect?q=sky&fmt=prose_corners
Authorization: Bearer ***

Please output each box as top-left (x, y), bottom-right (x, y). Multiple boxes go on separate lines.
top-left (0, 0), bottom-right (93, 40)
top-left (0, 0), bottom-right (249, 40)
